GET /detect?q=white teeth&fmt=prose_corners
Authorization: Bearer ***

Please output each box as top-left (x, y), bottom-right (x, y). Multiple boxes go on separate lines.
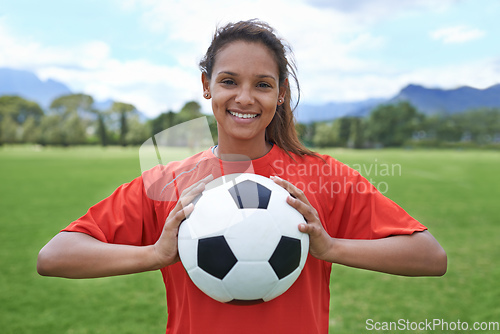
top-left (228, 110), bottom-right (258, 119)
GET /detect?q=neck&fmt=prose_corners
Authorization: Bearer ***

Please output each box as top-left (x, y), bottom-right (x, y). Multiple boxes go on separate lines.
top-left (215, 135), bottom-right (272, 161)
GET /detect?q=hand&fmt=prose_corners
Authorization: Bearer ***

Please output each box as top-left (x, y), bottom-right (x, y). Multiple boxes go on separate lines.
top-left (152, 174), bottom-right (213, 269)
top-left (270, 175), bottom-right (333, 261)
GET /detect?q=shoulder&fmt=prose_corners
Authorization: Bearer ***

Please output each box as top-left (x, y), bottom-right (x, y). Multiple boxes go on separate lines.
top-left (141, 149), bottom-right (214, 201)
top-left (142, 149), bottom-right (211, 178)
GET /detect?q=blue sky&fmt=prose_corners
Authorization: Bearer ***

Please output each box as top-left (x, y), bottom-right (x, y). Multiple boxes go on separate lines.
top-left (1, 0), bottom-right (499, 117)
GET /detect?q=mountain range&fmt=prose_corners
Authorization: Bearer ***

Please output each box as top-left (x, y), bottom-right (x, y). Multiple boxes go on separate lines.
top-left (0, 68), bottom-right (71, 108)
top-left (1, 67), bottom-right (499, 123)
top-left (296, 83), bottom-right (500, 123)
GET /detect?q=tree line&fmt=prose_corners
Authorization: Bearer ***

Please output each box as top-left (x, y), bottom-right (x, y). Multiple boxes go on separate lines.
top-left (0, 94), bottom-right (215, 147)
top-left (1, 94), bottom-right (499, 149)
top-left (298, 102), bottom-right (500, 149)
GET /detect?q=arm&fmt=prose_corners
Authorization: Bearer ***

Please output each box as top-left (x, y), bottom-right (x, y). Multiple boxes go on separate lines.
top-left (271, 176), bottom-right (447, 277)
top-left (313, 230), bottom-right (447, 276)
top-left (37, 175), bottom-right (212, 279)
top-left (37, 231), bottom-right (164, 278)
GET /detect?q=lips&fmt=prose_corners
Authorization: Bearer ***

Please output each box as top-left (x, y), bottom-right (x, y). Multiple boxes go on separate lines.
top-left (227, 110), bottom-right (259, 119)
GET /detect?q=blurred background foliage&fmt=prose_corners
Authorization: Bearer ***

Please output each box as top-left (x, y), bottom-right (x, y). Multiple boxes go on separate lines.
top-left (1, 93), bottom-right (500, 149)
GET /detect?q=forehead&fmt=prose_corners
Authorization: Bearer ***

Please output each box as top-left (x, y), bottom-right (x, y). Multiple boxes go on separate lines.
top-left (213, 41), bottom-right (279, 76)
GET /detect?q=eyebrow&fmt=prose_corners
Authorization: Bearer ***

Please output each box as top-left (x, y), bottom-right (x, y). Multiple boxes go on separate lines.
top-left (217, 71), bottom-right (277, 82)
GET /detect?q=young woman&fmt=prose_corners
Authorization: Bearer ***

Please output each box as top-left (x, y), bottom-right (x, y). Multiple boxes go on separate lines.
top-left (37, 20), bottom-right (447, 333)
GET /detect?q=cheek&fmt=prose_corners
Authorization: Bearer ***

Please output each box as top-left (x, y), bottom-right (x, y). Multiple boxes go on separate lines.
top-left (263, 97), bottom-right (278, 113)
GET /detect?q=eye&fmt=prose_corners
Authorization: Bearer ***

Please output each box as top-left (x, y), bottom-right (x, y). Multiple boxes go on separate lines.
top-left (221, 79), bottom-right (236, 85)
top-left (257, 82), bottom-right (272, 88)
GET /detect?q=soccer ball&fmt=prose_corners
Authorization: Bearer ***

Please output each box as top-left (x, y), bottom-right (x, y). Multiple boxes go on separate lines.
top-left (178, 173), bottom-right (309, 304)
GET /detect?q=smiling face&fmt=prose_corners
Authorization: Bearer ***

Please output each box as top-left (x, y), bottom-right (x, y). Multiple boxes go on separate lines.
top-left (202, 41), bottom-right (286, 158)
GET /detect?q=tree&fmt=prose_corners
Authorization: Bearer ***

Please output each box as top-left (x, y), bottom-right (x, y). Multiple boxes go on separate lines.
top-left (206, 115), bottom-right (218, 145)
top-left (50, 94), bottom-right (94, 119)
top-left (125, 115), bottom-right (150, 146)
top-left (331, 117), bottom-right (355, 147)
top-left (149, 101), bottom-right (208, 145)
top-left (455, 108), bottom-right (500, 144)
top-left (312, 122), bottom-right (336, 147)
top-left (62, 113), bottom-right (87, 145)
top-left (296, 122), bottom-right (316, 147)
top-left (0, 96), bottom-right (43, 144)
top-left (434, 116), bottom-right (462, 142)
top-left (151, 111), bottom-right (176, 136)
top-left (366, 102), bottom-right (424, 147)
top-left (0, 116), bottom-right (18, 144)
top-left (0, 95), bottom-right (44, 124)
top-left (49, 94), bottom-right (96, 145)
top-left (111, 102), bottom-right (137, 146)
top-left (177, 101), bottom-right (203, 123)
top-left (95, 111), bottom-right (109, 146)
top-left (22, 116), bottom-right (40, 144)
top-left (38, 115), bottom-right (64, 145)
top-left (347, 117), bottom-right (364, 148)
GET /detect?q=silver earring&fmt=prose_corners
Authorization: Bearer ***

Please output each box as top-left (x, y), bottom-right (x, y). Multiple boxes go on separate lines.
top-left (278, 99), bottom-right (282, 103)
top-left (205, 93), bottom-right (209, 98)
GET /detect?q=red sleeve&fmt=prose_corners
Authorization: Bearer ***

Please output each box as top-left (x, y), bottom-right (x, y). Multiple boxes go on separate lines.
top-left (62, 176), bottom-right (160, 246)
top-left (321, 156), bottom-right (427, 240)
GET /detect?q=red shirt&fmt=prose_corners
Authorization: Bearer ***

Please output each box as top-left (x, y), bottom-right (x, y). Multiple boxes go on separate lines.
top-left (63, 145), bottom-right (426, 333)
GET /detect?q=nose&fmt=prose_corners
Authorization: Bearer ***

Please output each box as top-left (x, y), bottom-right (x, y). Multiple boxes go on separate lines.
top-left (234, 85), bottom-right (254, 105)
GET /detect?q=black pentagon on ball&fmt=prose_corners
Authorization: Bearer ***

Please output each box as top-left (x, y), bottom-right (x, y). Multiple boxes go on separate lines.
top-left (228, 180), bottom-right (272, 209)
top-left (269, 236), bottom-right (302, 279)
top-left (198, 236), bottom-right (237, 279)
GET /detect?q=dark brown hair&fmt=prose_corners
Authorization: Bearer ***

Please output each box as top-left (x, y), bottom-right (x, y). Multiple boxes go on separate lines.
top-left (199, 19), bottom-right (318, 158)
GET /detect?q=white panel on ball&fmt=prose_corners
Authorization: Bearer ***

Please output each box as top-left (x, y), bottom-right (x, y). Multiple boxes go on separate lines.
top-left (224, 209), bottom-right (281, 261)
top-left (268, 196), bottom-right (306, 239)
top-left (185, 187), bottom-right (237, 239)
top-left (187, 267), bottom-right (233, 303)
top-left (300, 235), bottom-right (310, 268)
top-left (263, 267), bottom-right (301, 302)
top-left (177, 237), bottom-right (198, 271)
top-left (223, 261), bottom-right (278, 300)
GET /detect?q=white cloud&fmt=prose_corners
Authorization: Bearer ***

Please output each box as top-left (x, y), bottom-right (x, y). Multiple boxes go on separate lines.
top-left (121, 0), bottom-right (389, 97)
top-left (1, 1), bottom-right (497, 118)
top-left (304, 0), bottom-right (459, 23)
top-left (301, 56), bottom-right (500, 103)
top-left (430, 25), bottom-right (486, 44)
top-left (36, 59), bottom-right (200, 116)
top-left (0, 19), bottom-right (200, 117)
top-left (0, 20), bottom-right (111, 71)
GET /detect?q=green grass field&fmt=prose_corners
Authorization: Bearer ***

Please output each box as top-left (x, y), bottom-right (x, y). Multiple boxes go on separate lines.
top-left (0, 145), bottom-right (498, 333)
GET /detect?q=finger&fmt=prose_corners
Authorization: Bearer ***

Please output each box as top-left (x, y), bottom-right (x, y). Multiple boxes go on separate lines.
top-left (286, 195), bottom-right (318, 223)
top-left (177, 174), bottom-right (214, 208)
top-left (270, 175), bottom-right (297, 194)
top-left (297, 220), bottom-right (323, 237)
top-left (298, 222), bottom-right (312, 234)
top-left (166, 203), bottom-right (194, 230)
top-left (177, 202), bottom-right (195, 222)
top-left (178, 183), bottom-right (204, 209)
top-left (270, 175), bottom-right (311, 205)
top-left (179, 174), bottom-right (213, 198)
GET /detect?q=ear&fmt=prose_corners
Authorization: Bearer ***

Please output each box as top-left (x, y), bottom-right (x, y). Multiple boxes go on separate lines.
top-left (278, 78), bottom-right (288, 105)
top-left (201, 73), bottom-right (211, 99)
